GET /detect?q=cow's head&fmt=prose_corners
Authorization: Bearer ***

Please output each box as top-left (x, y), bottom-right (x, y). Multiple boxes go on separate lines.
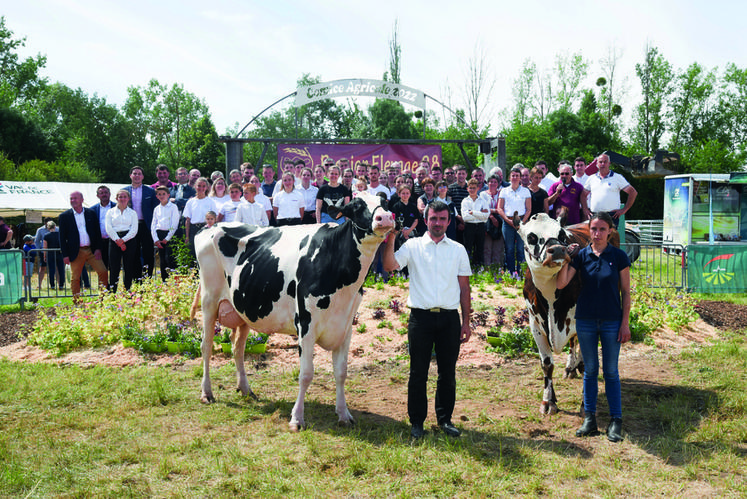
top-left (332, 192), bottom-right (395, 238)
top-left (517, 213), bottom-right (572, 270)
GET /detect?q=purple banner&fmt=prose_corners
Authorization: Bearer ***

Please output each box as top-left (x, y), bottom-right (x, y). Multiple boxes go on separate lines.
top-left (278, 144), bottom-right (442, 174)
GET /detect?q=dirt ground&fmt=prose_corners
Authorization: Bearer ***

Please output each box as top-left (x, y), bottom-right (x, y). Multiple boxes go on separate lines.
top-left (0, 284), bottom-right (739, 459)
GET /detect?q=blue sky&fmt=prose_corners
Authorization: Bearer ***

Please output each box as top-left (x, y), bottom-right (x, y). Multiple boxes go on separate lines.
top-left (5, 0), bottom-right (745, 135)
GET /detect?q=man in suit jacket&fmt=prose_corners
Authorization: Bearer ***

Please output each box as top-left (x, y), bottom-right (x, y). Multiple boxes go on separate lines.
top-left (91, 185), bottom-right (116, 270)
top-left (124, 166), bottom-right (158, 279)
top-left (59, 191), bottom-right (109, 300)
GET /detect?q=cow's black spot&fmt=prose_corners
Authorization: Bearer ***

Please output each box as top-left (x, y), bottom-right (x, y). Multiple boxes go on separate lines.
top-left (217, 224), bottom-right (260, 258)
top-left (527, 233), bottom-right (538, 246)
top-left (317, 296), bottom-right (330, 309)
top-left (287, 280), bottom-right (296, 298)
top-left (299, 235), bottom-right (310, 249)
top-left (295, 222), bottom-right (364, 301)
top-left (232, 229), bottom-right (284, 322)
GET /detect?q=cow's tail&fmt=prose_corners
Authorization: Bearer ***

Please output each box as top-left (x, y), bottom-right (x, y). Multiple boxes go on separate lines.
top-left (190, 282), bottom-right (201, 319)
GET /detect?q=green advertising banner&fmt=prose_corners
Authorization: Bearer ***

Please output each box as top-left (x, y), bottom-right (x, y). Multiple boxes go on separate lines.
top-left (0, 250), bottom-right (23, 305)
top-left (687, 245), bottom-right (747, 292)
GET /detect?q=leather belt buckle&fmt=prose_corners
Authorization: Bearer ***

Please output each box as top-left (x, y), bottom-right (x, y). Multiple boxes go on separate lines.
top-left (429, 307), bottom-right (441, 313)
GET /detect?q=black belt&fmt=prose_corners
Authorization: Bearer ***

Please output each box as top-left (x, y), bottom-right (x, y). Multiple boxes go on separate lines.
top-left (117, 231), bottom-right (128, 237)
top-left (412, 307), bottom-right (455, 313)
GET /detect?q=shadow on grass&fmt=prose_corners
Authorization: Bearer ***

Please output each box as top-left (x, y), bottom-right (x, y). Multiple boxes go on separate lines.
top-left (212, 392), bottom-right (593, 472)
top-left (619, 377), bottom-right (746, 465)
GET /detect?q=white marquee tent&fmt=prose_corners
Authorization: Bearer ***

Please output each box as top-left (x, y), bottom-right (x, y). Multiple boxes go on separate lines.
top-left (0, 181), bottom-right (128, 218)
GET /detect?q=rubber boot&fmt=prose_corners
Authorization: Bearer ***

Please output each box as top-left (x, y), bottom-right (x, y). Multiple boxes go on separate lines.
top-left (576, 413), bottom-right (599, 437)
top-left (607, 417), bottom-right (623, 442)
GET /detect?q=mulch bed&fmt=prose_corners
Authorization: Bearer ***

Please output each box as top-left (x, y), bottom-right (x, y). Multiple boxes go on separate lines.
top-left (694, 300), bottom-right (747, 333)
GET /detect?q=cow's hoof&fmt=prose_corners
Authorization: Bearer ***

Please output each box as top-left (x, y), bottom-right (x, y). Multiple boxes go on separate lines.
top-left (288, 422), bottom-right (305, 433)
top-left (540, 401), bottom-right (558, 415)
top-left (564, 369), bottom-right (578, 379)
top-left (236, 387), bottom-right (259, 401)
top-left (200, 394), bottom-right (215, 404)
top-left (337, 418), bottom-right (355, 428)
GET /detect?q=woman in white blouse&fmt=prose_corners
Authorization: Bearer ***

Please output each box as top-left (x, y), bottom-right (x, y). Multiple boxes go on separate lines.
top-left (184, 177), bottom-right (217, 258)
top-left (273, 171), bottom-right (304, 226)
top-left (105, 189), bottom-right (139, 291)
top-left (209, 177), bottom-right (230, 213)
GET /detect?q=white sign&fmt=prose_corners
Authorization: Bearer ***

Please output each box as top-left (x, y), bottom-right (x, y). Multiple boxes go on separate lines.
top-left (295, 79), bottom-right (425, 108)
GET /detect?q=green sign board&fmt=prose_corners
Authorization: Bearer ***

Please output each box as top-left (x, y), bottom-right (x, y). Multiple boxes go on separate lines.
top-left (687, 245), bottom-right (747, 292)
top-left (0, 250), bottom-right (23, 305)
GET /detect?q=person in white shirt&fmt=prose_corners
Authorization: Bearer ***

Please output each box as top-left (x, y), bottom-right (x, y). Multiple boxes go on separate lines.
top-left (151, 186), bottom-right (180, 281)
top-left (582, 153), bottom-right (638, 228)
top-left (248, 175), bottom-right (273, 224)
top-left (297, 167), bottom-right (319, 224)
top-left (273, 172), bottom-right (305, 226)
top-left (497, 167), bottom-right (532, 274)
top-left (106, 189), bottom-right (139, 292)
top-left (209, 177), bottom-right (230, 213)
top-left (236, 184), bottom-right (269, 227)
top-left (382, 199), bottom-right (472, 439)
top-left (218, 183), bottom-right (245, 223)
top-left (366, 164), bottom-right (390, 199)
top-left (573, 156), bottom-right (589, 188)
top-left (184, 178), bottom-right (217, 259)
top-left (461, 178), bottom-right (491, 265)
top-left (272, 160), bottom-right (300, 196)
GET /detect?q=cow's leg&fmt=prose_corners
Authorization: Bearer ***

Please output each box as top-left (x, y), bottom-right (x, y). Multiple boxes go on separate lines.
top-left (331, 328), bottom-right (355, 426)
top-left (564, 334), bottom-right (584, 379)
top-left (289, 333), bottom-right (315, 432)
top-left (531, 324), bottom-right (558, 415)
top-left (232, 324), bottom-right (257, 400)
top-left (200, 303), bottom-right (218, 404)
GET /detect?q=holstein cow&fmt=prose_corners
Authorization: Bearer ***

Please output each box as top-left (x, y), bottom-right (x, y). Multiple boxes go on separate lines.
top-left (192, 192), bottom-right (394, 431)
top-left (518, 213), bottom-right (620, 415)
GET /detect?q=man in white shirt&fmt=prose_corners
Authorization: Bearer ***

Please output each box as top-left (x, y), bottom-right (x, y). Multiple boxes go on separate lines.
top-left (383, 200), bottom-right (472, 439)
top-left (582, 153), bottom-right (638, 228)
top-left (573, 156), bottom-right (589, 186)
top-left (366, 165), bottom-right (390, 199)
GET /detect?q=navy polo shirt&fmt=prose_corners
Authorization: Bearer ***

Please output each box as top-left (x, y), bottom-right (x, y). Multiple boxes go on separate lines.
top-left (570, 244), bottom-right (630, 321)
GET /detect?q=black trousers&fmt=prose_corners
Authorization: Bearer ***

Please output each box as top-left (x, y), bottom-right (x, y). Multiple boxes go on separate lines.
top-left (463, 222), bottom-right (486, 265)
top-left (109, 236), bottom-right (137, 292)
top-left (155, 229), bottom-right (175, 281)
top-left (408, 308), bottom-right (461, 426)
top-left (135, 220), bottom-right (154, 279)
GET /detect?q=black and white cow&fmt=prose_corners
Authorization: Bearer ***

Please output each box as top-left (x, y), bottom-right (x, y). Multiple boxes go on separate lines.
top-left (192, 192), bottom-right (394, 431)
top-left (518, 213), bottom-right (620, 415)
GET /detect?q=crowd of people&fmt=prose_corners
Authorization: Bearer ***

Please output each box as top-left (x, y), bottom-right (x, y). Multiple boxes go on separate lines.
top-left (10, 152), bottom-right (637, 295)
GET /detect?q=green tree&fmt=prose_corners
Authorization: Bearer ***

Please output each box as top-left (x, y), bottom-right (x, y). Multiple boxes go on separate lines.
top-left (0, 16), bottom-right (47, 107)
top-left (181, 115), bottom-right (224, 173)
top-left (28, 82), bottom-right (148, 181)
top-left (553, 51), bottom-right (588, 113)
top-left (368, 99), bottom-right (418, 140)
top-left (632, 44), bottom-right (673, 153)
top-left (124, 79), bottom-right (211, 170)
top-left (0, 106), bottom-right (54, 163)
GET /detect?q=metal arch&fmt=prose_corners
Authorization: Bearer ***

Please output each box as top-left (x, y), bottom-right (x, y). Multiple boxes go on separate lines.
top-left (234, 91), bottom-right (298, 138)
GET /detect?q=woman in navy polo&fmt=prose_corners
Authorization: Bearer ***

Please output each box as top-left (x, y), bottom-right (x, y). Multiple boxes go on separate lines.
top-left (556, 212), bottom-right (631, 442)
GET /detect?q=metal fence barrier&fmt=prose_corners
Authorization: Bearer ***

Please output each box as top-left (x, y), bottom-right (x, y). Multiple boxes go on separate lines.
top-left (17, 248), bottom-right (99, 307)
top-left (622, 241), bottom-right (687, 290)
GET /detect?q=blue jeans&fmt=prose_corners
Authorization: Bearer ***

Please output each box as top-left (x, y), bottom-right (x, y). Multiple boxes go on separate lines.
top-left (320, 213), bottom-right (346, 225)
top-left (502, 223), bottom-right (524, 274)
top-left (576, 319), bottom-right (622, 418)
